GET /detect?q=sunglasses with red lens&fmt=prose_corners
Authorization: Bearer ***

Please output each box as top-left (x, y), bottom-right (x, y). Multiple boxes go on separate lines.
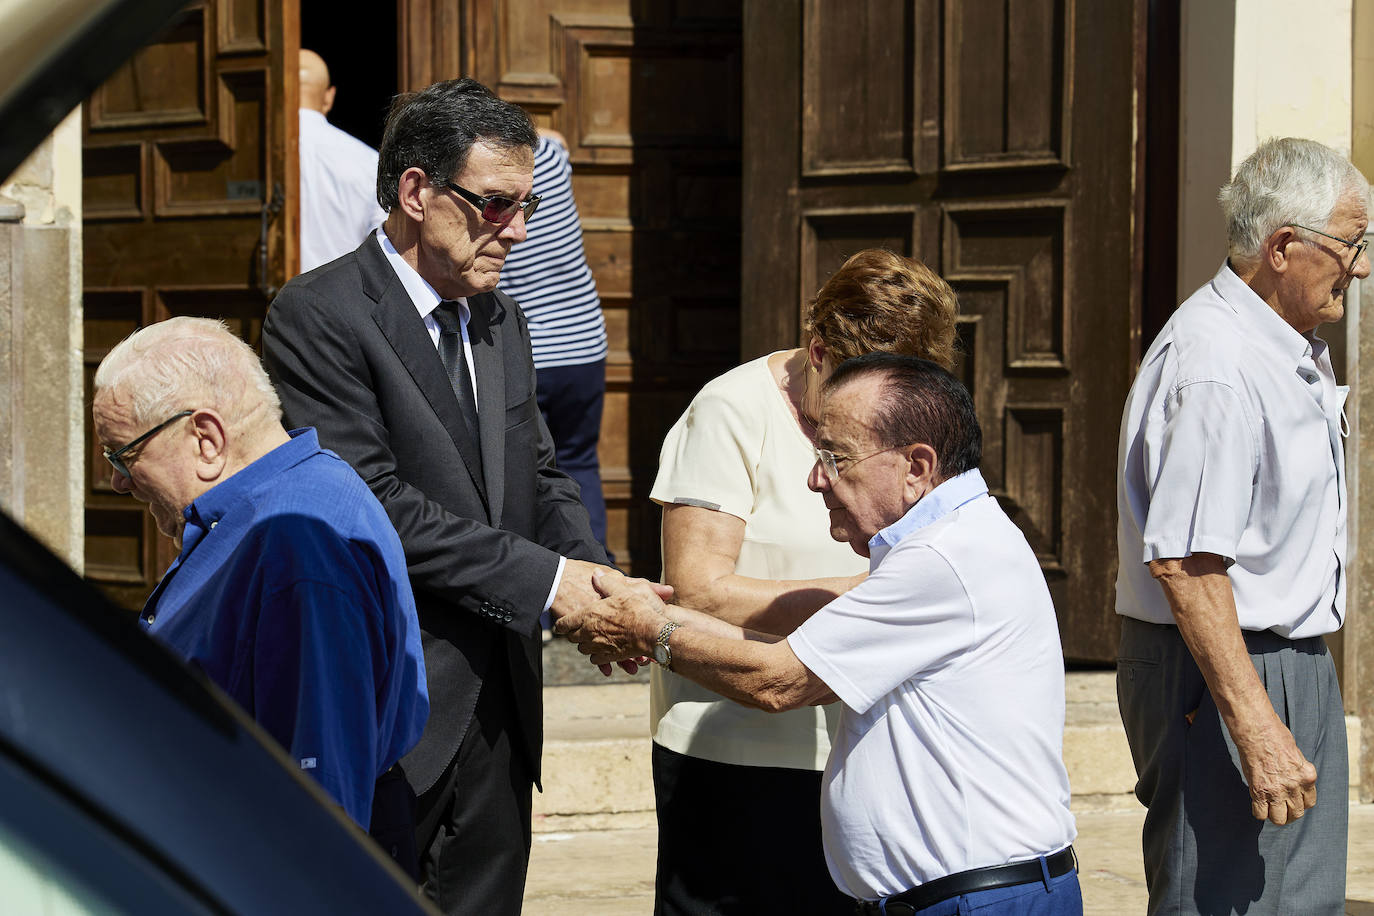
top-left (435, 178), bottom-right (540, 225)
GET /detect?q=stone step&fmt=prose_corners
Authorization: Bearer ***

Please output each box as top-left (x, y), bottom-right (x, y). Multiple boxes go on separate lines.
top-left (534, 660), bottom-right (1362, 830)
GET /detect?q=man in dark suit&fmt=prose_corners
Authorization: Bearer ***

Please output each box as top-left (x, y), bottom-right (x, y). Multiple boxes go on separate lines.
top-left (262, 78), bottom-right (616, 916)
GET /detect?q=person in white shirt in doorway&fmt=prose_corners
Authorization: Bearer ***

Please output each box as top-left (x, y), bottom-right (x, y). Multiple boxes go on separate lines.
top-left (298, 48), bottom-right (387, 273)
top-left (1116, 136), bottom-right (1368, 916)
top-left (557, 353), bottom-right (1081, 916)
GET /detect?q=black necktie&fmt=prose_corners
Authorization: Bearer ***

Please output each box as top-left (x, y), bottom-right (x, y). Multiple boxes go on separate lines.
top-left (432, 301), bottom-right (480, 447)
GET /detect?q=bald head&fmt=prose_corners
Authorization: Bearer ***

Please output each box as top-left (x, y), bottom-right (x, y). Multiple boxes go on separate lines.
top-left (300, 49), bottom-right (334, 114)
top-left (94, 316), bottom-right (283, 435)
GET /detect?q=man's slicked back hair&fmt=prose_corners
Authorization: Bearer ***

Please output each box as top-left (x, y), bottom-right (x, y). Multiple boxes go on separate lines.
top-left (825, 353), bottom-right (982, 482)
top-left (376, 78), bottom-right (537, 212)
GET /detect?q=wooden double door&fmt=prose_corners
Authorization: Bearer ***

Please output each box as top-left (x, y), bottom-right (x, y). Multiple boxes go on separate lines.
top-left (741, 0), bottom-right (1144, 661)
top-left (82, 0), bottom-right (1144, 662)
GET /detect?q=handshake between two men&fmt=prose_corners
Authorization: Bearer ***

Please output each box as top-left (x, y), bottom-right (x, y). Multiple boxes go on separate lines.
top-left (551, 559), bottom-right (821, 719)
top-left (550, 559), bottom-right (698, 678)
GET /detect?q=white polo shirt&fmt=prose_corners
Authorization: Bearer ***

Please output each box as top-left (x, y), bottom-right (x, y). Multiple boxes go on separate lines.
top-left (1115, 262), bottom-right (1346, 638)
top-left (790, 470), bottom-right (1076, 900)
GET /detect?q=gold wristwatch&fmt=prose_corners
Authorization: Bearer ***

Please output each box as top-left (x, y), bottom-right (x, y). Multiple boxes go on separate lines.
top-left (652, 621), bottom-right (681, 670)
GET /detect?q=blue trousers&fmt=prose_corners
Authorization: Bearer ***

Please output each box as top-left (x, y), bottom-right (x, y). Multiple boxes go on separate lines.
top-left (880, 869), bottom-right (1082, 916)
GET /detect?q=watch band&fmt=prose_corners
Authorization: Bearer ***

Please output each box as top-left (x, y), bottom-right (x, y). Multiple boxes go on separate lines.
top-left (655, 620), bottom-right (681, 670)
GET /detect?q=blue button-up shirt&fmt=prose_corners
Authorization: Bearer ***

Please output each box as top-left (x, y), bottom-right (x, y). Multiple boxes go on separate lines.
top-left (141, 427), bottom-right (428, 827)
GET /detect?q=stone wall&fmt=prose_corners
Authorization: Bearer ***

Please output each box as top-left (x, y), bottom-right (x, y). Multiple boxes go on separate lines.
top-left (1352, 0), bottom-right (1374, 803)
top-left (0, 109), bottom-right (83, 570)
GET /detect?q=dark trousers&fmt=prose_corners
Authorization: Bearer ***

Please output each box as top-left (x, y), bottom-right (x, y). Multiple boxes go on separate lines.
top-left (1116, 618), bottom-right (1347, 916)
top-left (536, 360), bottom-right (608, 548)
top-left (369, 764), bottom-right (420, 880)
top-left (652, 742), bottom-right (851, 915)
top-left (415, 663), bottom-right (533, 916)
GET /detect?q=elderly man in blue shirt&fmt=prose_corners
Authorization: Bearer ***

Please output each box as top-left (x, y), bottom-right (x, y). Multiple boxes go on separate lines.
top-left (91, 316), bottom-right (428, 870)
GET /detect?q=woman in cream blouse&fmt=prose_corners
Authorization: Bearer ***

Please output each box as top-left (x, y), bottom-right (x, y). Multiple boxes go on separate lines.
top-left (648, 249), bottom-right (961, 914)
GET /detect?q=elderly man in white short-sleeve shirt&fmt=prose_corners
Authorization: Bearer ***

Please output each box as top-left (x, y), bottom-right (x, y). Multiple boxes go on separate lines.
top-left (558, 354), bottom-right (1081, 916)
top-left (1116, 137), bottom-right (1369, 916)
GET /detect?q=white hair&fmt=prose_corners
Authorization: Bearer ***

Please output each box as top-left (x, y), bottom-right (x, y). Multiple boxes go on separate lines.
top-left (93, 316), bottom-right (282, 429)
top-left (1220, 137), bottom-right (1369, 268)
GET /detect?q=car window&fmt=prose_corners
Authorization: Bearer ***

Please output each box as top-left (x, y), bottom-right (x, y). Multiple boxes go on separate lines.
top-left (0, 819), bottom-right (126, 915)
top-left (0, 752), bottom-right (219, 916)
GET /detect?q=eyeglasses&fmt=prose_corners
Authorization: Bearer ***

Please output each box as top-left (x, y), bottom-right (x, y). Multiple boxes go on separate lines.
top-left (1291, 223), bottom-right (1369, 275)
top-left (433, 177), bottom-right (540, 225)
top-left (813, 445), bottom-right (896, 483)
top-left (103, 410), bottom-right (193, 478)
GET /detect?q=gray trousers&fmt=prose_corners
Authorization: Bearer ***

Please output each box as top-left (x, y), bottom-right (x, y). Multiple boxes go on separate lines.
top-left (1116, 617), bottom-right (1347, 916)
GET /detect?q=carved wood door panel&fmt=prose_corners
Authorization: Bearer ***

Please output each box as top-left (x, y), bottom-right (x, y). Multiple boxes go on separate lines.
top-left (742, 0), bottom-right (1144, 661)
top-left (82, 0), bottom-right (298, 609)
top-left (413, 0), bottom-right (743, 575)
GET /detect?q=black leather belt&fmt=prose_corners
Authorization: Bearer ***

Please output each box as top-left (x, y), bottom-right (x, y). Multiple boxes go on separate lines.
top-left (853, 846), bottom-right (1077, 914)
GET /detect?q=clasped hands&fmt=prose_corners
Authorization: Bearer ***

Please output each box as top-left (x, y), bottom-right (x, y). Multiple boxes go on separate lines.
top-left (550, 560), bottom-right (674, 676)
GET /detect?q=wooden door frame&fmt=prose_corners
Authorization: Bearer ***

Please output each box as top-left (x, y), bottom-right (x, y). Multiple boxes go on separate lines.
top-left (281, 0), bottom-right (301, 281)
top-left (1140, 0), bottom-right (1180, 355)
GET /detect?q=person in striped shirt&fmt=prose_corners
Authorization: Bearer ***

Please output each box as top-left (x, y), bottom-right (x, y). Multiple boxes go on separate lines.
top-left (498, 128), bottom-right (611, 556)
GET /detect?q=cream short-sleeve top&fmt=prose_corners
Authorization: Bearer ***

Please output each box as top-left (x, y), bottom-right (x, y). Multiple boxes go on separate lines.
top-left (648, 353), bottom-right (868, 770)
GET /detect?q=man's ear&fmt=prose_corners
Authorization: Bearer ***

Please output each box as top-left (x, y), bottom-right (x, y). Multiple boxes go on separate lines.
top-left (396, 167), bottom-right (429, 222)
top-left (903, 442), bottom-right (940, 499)
top-left (322, 85), bottom-right (336, 115)
top-left (1264, 226), bottom-right (1298, 274)
top-left (189, 409), bottom-right (229, 482)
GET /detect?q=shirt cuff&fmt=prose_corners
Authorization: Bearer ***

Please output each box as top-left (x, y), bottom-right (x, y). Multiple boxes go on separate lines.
top-left (543, 555), bottom-right (567, 613)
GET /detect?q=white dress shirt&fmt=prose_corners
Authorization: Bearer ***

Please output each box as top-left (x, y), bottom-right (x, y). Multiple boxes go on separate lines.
top-left (299, 109), bottom-right (388, 273)
top-left (374, 229), bottom-right (565, 610)
top-left (376, 229), bottom-right (477, 402)
top-left (1115, 262), bottom-right (1347, 638)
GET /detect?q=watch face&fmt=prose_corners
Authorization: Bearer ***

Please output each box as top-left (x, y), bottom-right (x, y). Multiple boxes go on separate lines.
top-left (652, 644), bottom-right (669, 666)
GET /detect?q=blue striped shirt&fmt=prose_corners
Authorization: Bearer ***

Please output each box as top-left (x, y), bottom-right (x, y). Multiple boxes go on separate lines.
top-left (499, 136), bottom-right (608, 369)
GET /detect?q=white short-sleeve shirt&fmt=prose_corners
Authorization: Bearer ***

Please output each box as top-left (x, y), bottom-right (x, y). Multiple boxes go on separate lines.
top-left (299, 110), bottom-right (388, 273)
top-left (790, 470), bottom-right (1076, 900)
top-left (1115, 263), bottom-right (1347, 638)
top-left (648, 354), bottom-right (868, 771)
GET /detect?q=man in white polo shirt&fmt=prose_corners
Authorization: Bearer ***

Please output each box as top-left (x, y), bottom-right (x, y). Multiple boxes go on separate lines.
top-left (558, 354), bottom-right (1080, 915)
top-left (1116, 137), bottom-right (1367, 915)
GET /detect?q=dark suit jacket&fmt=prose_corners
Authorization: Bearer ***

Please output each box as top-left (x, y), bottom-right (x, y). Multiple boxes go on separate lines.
top-left (262, 234), bottom-right (609, 795)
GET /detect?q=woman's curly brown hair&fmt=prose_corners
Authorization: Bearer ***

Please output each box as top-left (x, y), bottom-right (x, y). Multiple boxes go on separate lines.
top-left (804, 249), bottom-right (959, 370)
